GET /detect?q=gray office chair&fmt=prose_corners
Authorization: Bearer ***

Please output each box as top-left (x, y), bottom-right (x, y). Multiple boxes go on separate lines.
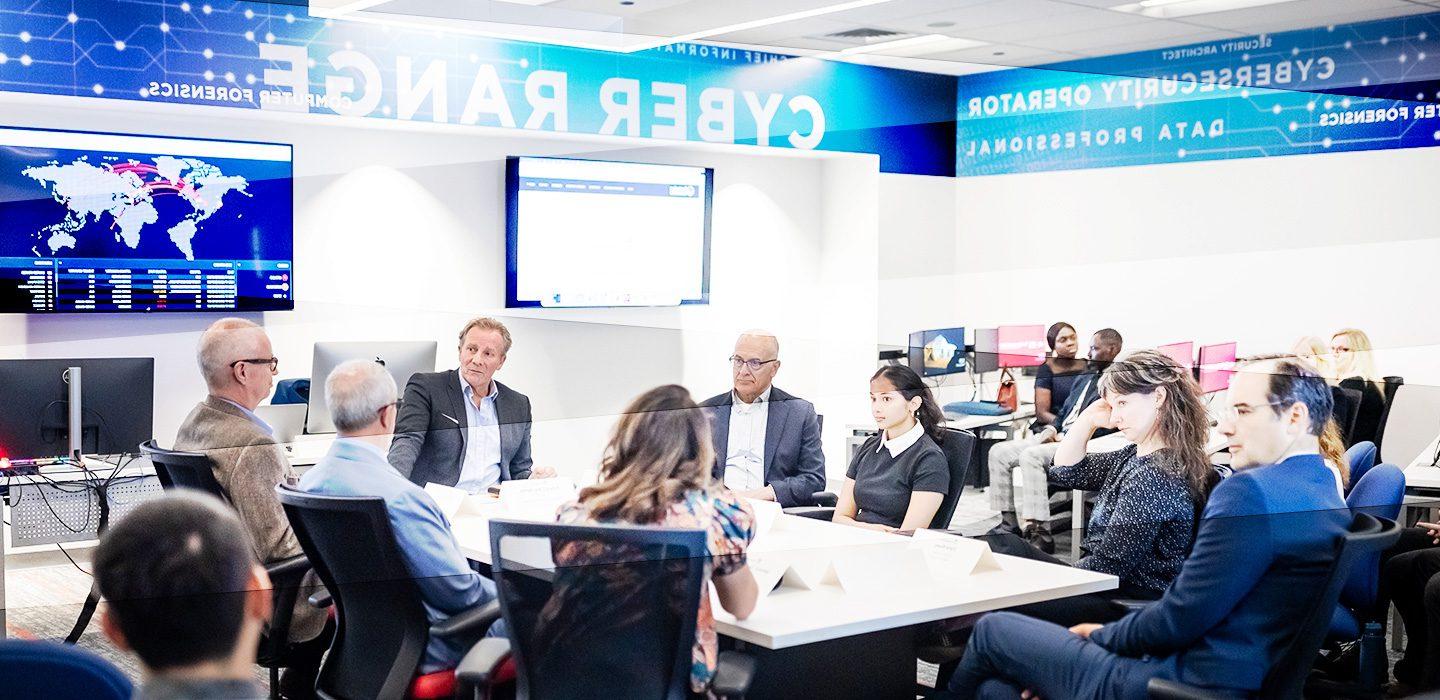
top-left (459, 519), bottom-right (755, 699)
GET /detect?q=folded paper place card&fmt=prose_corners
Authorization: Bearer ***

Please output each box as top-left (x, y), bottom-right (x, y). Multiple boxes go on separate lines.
top-left (911, 529), bottom-right (1001, 578)
top-left (748, 553), bottom-right (791, 595)
top-left (744, 497), bottom-right (783, 543)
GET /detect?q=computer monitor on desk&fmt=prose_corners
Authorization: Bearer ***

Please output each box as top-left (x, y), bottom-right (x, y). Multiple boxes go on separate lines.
top-left (1197, 342), bottom-right (1237, 394)
top-left (907, 328), bottom-right (966, 378)
top-left (0, 358), bottom-right (154, 462)
top-left (1157, 341), bottom-right (1196, 370)
top-left (306, 341), bottom-right (438, 434)
top-left (998, 325), bottom-right (1046, 368)
top-left (971, 328), bottom-right (999, 375)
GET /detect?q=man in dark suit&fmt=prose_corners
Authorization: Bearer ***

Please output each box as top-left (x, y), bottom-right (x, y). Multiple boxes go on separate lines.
top-left (942, 357), bottom-right (1350, 699)
top-left (389, 317), bottom-right (553, 492)
top-left (699, 331), bottom-right (825, 508)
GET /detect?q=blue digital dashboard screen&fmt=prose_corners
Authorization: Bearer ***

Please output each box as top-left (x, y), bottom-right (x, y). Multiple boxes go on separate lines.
top-left (0, 127), bottom-right (293, 313)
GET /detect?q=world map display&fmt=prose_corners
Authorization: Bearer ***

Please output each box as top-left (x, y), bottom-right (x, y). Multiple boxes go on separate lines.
top-left (21, 155), bottom-right (251, 261)
top-left (0, 128), bottom-right (293, 313)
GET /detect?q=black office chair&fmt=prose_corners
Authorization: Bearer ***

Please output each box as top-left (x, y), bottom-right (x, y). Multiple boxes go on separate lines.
top-left (1331, 386), bottom-right (1362, 447)
top-left (1373, 376), bottom-right (1404, 457)
top-left (276, 486), bottom-right (500, 700)
top-left (139, 439), bottom-right (314, 699)
top-left (458, 519), bottom-right (754, 699)
top-left (784, 428), bottom-right (976, 529)
top-left (140, 438), bottom-right (227, 498)
top-left (1146, 514), bottom-right (1400, 700)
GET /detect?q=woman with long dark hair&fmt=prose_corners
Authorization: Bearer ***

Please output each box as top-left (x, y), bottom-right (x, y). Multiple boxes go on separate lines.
top-left (832, 365), bottom-right (950, 532)
top-left (1032, 321), bottom-right (1085, 432)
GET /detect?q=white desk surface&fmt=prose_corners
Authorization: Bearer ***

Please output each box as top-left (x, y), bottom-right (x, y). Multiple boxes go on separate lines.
top-left (451, 505), bottom-right (1116, 650)
top-left (1406, 435), bottom-right (1440, 489)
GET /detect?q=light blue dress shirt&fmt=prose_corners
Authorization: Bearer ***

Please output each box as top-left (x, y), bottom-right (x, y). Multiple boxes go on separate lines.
top-left (298, 438), bottom-right (496, 671)
top-left (457, 375), bottom-right (503, 494)
top-left (218, 397), bottom-right (273, 437)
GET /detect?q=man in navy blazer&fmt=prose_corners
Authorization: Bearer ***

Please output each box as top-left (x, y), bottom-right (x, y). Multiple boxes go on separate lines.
top-left (700, 331), bottom-right (826, 508)
top-left (389, 318), bottom-right (554, 492)
top-left (944, 357), bottom-right (1350, 699)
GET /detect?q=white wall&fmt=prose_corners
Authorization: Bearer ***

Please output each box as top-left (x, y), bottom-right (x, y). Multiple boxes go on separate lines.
top-left (0, 92), bottom-right (880, 479)
top-left (879, 146), bottom-right (1440, 395)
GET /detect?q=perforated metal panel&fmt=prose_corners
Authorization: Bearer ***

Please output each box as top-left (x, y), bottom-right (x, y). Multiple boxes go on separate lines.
top-left (9, 476), bottom-right (163, 547)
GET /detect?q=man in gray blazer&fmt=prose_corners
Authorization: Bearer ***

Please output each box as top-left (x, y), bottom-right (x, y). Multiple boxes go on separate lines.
top-left (389, 317), bottom-right (553, 492)
top-left (700, 331), bottom-right (826, 508)
top-left (173, 318), bottom-right (330, 697)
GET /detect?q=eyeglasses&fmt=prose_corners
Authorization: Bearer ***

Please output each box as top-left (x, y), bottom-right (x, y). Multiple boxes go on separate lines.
top-left (730, 356), bottom-right (778, 372)
top-left (1217, 401), bottom-right (1287, 422)
top-left (380, 399), bottom-right (403, 413)
top-left (231, 357), bottom-right (279, 374)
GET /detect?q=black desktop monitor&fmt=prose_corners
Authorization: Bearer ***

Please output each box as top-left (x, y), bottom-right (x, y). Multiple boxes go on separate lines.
top-left (907, 327), bottom-right (966, 378)
top-left (306, 341), bottom-right (438, 434)
top-left (0, 358), bottom-right (155, 462)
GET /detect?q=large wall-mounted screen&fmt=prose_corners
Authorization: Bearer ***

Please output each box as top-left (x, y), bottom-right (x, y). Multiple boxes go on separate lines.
top-left (0, 127), bottom-right (294, 313)
top-left (506, 156), bottom-right (712, 308)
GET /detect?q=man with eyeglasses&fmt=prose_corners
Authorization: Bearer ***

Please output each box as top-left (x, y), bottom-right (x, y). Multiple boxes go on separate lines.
top-left (699, 331), bottom-right (825, 507)
top-left (942, 356), bottom-right (1349, 699)
top-left (173, 317), bottom-right (331, 698)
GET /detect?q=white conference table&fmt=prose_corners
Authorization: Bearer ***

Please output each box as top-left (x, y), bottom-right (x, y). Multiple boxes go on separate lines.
top-left (449, 499), bottom-right (1115, 699)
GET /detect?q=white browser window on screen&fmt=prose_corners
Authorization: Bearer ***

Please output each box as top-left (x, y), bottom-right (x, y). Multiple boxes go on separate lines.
top-left (511, 157), bottom-right (709, 308)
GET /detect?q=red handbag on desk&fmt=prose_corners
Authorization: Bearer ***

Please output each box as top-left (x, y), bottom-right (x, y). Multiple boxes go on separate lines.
top-left (996, 369), bottom-right (1018, 412)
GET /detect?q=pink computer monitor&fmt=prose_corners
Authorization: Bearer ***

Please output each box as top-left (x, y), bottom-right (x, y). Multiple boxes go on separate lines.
top-left (998, 325), bottom-right (1046, 368)
top-left (1197, 342), bottom-right (1238, 393)
top-left (1157, 341), bottom-right (1195, 370)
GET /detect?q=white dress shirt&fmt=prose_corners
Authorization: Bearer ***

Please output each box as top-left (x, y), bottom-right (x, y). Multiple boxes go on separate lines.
top-left (879, 419), bottom-right (925, 457)
top-left (723, 387), bottom-right (771, 491)
top-left (456, 376), bottom-right (502, 494)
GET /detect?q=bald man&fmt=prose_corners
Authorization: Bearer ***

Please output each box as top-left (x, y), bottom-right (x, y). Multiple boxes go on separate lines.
top-left (172, 318), bottom-right (330, 696)
top-left (700, 332), bottom-right (826, 507)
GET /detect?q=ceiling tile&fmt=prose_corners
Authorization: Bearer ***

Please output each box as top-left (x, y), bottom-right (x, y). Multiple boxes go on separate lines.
top-left (1065, 30), bottom-right (1248, 58)
top-left (1176, 0), bottom-right (1425, 33)
top-left (708, 17), bottom-right (857, 44)
top-left (961, 7), bottom-right (1151, 44)
top-left (1016, 18), bottom-right (1231, 52)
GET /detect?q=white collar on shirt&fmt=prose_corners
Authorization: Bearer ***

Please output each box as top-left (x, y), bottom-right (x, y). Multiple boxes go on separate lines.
top-left (731, 386), bottom-right (772, 414)
top-left (878, 420), bottom-right (925, 457)
top-left (460, 374), bottom-right (499, 403)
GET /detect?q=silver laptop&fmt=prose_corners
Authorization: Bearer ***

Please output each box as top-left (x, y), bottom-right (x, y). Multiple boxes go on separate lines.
top-left (256, 403), bottom-right (308, 445)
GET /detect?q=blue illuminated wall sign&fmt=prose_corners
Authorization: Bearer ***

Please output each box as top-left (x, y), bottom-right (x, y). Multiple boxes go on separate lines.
top-left (0, 0), bottom-right (958, 176)
top-left (956, 12), bottom-right (1440, 176)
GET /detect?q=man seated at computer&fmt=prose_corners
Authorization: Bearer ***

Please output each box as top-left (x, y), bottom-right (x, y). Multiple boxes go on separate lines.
top-left (95, 493), bottom-right (275, 700)
top-left (987, 328), bottom-right (1123, 553)
top-left (301, 359), bottom-right (499, 671)
top-left (943, 357), bottom-right (1349, 699)
top-left (389, 317), bottom-right (554, 493)
top-left (173, 317), bottom-right (329, 695)
top-left (700, 331), bottom-right (826, 507)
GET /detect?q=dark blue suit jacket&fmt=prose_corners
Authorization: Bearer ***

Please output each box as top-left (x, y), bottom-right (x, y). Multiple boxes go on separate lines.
top-left (1090, 454), bottom-right (1350, 694)
top-left (701, 386), bottom-right (826, 508)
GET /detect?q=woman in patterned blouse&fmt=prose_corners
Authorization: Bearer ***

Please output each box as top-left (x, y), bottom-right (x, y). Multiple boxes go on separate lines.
top-left (548, 384), bottom-right (759, 695)
top-left (983, 350), bottom-right (1214, 626)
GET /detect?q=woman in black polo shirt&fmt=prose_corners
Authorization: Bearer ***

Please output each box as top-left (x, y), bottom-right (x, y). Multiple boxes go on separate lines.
top-left (1032, 321), bottom-right (1086, 433)
top-left (833, 365), bottom-right (949, 532)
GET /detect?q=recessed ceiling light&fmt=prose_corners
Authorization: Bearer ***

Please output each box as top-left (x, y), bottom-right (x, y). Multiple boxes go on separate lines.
top-left (1111, 0), bottom-right (1301, 19)
top-left (927, 21), bottom-right (955, 28)
top-left (628, 0), bottom-right (906, 52)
